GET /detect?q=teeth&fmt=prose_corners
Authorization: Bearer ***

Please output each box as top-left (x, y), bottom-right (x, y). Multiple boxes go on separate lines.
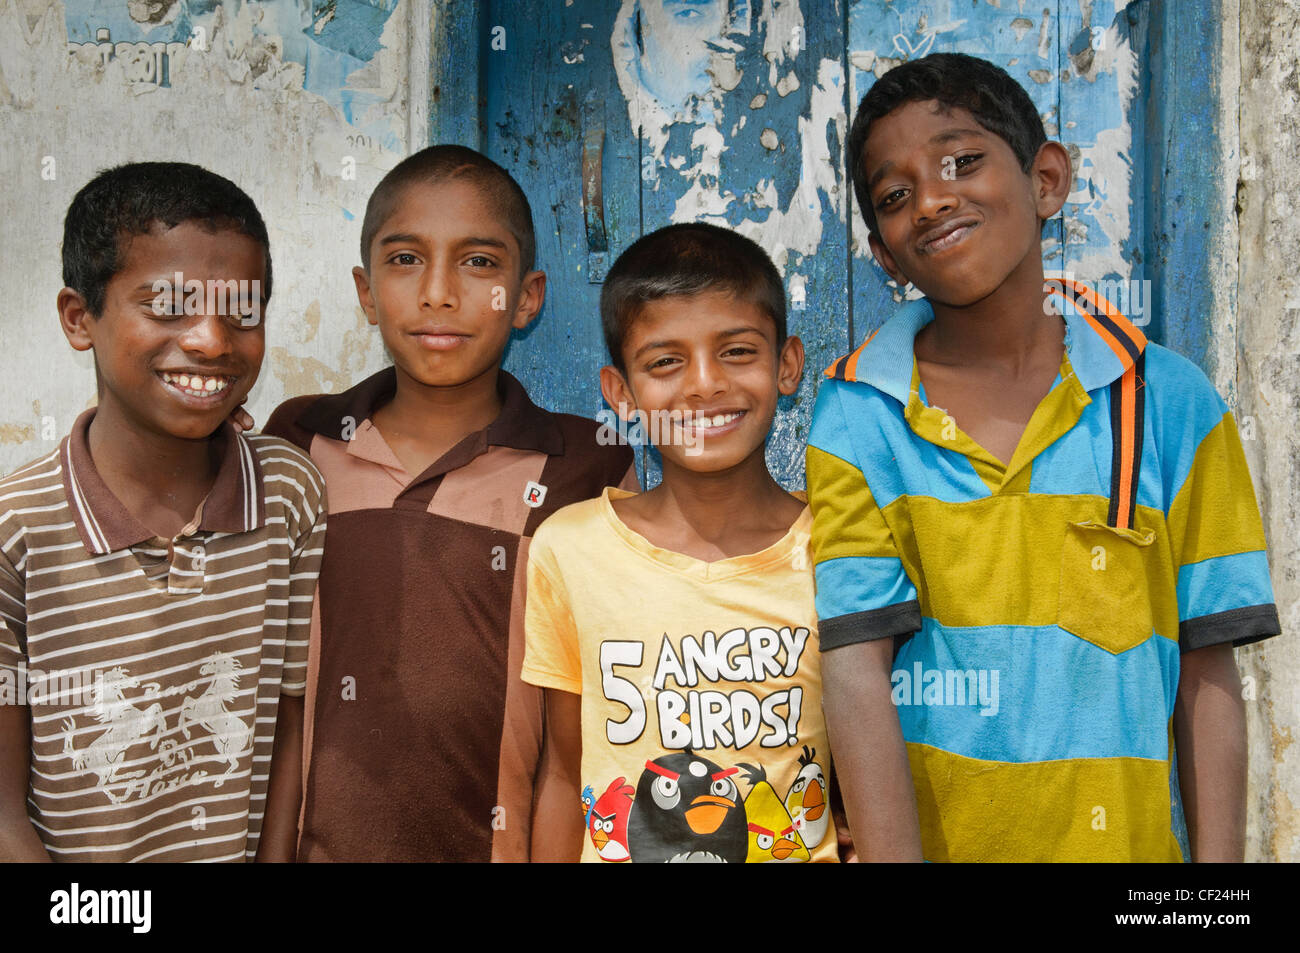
top-left (161, 372), bottom-right (232, 398)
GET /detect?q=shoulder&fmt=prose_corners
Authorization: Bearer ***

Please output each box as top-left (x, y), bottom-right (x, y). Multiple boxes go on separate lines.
top-left (1142, 342), bottom-right (1228, 413)
top-left (808, 375), bottom-right (903, 465)
top-left (0, 445), bottom-right (64, 500)
top-left (530, 495), bottom-right (610, 557)
top-left (262, 394), bottom-right (327, 453)
top-left (0, 446), bottom-right (66, 562)
top-left (548, 409), bottom-right (635, 479)
top-left (1141, 342), bottom-right (1233, 447)
top-left (242, 432), bottom-right (326, 513)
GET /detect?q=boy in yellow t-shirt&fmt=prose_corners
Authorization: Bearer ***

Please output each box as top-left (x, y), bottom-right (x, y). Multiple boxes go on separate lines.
top-left (523, 223), bottom-right (837, 863)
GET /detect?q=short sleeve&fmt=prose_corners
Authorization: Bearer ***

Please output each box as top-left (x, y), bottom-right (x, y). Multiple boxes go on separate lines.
top-left (806, 379), bottom-right (921, 650)
top-left (282, 461), bottom-right (327, 697)
top-left (0, 547), bottom-right (26, 677)
top-left (1166, 409), bottom-right (1280, 651)
top-left (520, 528), bottom-right (583, 694)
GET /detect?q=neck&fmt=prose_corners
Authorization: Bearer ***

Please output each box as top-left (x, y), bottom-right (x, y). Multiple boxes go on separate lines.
top-left (87, 398), bottom-right (219, 504)
top-left (925, 255), bottom-right (1059, 373)
top-left (647, 446), bottom-right (792, 539)
top-left (383, 363), bottom-right (504, 441)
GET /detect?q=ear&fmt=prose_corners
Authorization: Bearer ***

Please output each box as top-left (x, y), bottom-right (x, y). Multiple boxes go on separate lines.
top-left (352, 266), bottom-right (378, 326)
top-left (599, 364), bottom-right (639, 422)
top-left (1031, 141), bottom-right (1072, 221)
top-left (58, 287), bottom-right (96, 352)
top-left (512, 269), bottom-right (546, 330)
top-left (867, 232), bottom-right (910, 288)
top-left (776, 334), bottom-right (805, 397)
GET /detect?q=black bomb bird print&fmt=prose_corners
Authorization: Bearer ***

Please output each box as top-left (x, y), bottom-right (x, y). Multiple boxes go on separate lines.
top-left (627, 751), bottom-right (748, 863)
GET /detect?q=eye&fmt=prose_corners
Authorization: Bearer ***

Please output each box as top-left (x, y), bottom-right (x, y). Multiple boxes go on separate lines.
top-left (792, 778), bottom-right (806, 793)
top-left (148, 296), bottom-right (184, 318)
top-left (602, 818), bottom-right (614, 833)
top-left (651, 775), bottom-right (680, 809)
top-left (721, 345), bottom-right (757, 359)
top-left (465, 254), bottom-right (497, 268)
top-left (389, 252), bottom-right (419, 266)
top-left (647, 355), bottom-right (679, 371)
top-left (954, 152), bottom-right (983, 171)
top-left (756, 833), bottom-right (774, 850)
top-left (877, 188), bottom-right (907, 210)
top-left (226, 312), bottom-right (263, 330)
top-left (710, 777), bottom-right (735, 799)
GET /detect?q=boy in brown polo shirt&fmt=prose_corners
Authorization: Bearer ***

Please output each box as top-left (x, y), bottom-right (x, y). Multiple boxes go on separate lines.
top-left (264, 145), bottom-right (635, 861)
top-left (0, 163), bottom-right (325, 861)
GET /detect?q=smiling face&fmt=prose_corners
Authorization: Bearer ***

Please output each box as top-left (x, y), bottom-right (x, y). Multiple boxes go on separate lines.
top-left (354, 178), bottom-right (544, 391)
top-left (861, 99), bottom-right (1069, 307)
top-left (600, 290), bottom-right (803, 473)
top-left (59, 220), bottom-right (266, 442)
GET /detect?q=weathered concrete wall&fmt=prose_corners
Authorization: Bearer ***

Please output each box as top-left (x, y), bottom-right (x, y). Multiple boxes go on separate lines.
top-left (0, 0), bottom-right (424, 470)
top-left (1237, 0), bottom-right (1300, 863)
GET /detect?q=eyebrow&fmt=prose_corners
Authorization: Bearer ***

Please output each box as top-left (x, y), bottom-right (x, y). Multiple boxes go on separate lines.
top-left (644, 760), bottom-right (680, 780)
top-left (376, 233), bottom-right (509, 251)
top-left (631, 326), bottom-right (765, 360)
top-left (865, 127), bottom-right (988, 194)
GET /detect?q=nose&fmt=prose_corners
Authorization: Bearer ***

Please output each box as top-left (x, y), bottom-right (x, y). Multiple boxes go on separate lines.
top-left (177, 313), bottom-right (234, 359)
top-left (912, 171), bottom-right (958, 223)
top-left (684, 352), bottom-right (728, 402)
top-left (419, 259), bottom-right (459, 310)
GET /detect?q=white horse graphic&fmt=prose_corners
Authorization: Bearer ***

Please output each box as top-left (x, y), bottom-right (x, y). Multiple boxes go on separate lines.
top-left (180, 652), bottom-right (253, 786)
top-left (62, 667), bottom-right (166, 804)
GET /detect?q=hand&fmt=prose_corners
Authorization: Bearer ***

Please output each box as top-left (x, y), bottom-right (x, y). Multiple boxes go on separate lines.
top-left (228, 400), bottom-right (255, 435)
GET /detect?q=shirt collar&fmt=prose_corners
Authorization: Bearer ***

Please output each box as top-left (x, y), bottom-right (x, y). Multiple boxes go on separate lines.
top-left (61, 408), bottom-right (265, 556)
top-left (822, 286), bottom-right (1147, 400)
top-left (295, 366), bottom-right (565, 457)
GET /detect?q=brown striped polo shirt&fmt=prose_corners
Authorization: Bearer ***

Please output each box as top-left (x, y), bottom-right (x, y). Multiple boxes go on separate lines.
top-left (264, 367), bottom-right (636, 862)
top-left (0, 410), bottom-right (326, 861)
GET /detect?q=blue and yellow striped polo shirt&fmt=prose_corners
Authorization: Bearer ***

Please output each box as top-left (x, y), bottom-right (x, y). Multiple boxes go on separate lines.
top-left (806, 293), bottom-right (1280, 862)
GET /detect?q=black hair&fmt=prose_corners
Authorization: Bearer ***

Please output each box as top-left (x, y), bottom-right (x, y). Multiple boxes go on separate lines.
top-left (62, 162), bottom-right (272, 316)
top-left (359, 144), bottom-right (536, 274)
top-left (600, 222), bottom-right (787, 373)
top-left (847, 52), bottom-right (1048, 233)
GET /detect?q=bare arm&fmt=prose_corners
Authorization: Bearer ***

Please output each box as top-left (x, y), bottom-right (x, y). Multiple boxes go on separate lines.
top-left (0, 702), bottom-right (49, 861)
top-left (530, 688), bottom-right (584, 862)
top-left (822, 637), bottom-right (923, 862)
top-left (255, 694), bottom-right (303, 862)
top-left (1174, 643), bottom-right (1247, 862)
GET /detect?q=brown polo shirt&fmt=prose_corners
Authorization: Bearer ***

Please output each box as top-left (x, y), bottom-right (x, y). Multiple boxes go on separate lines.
top-left (264, 368), bottom-right (635, 862)
top-left (0, 410), bottom-right (326, 861)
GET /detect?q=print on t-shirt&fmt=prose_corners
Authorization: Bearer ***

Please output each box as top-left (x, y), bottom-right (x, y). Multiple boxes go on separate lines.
top-left (585, 625), bottom-right (828, 863)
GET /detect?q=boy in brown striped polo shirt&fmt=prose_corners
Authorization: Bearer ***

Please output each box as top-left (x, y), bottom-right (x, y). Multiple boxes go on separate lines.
top-left (264, 145), bottom-right (635, 862)
top-left (0, 163), bottom-right (325, 862)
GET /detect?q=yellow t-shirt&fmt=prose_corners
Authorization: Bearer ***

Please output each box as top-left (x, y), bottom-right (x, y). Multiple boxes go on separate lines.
top-left (522, 487), bottom-right (836, 863)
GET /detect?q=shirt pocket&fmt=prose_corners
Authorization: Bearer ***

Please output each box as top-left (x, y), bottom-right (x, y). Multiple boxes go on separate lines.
top-left (1057, 519), bottom-right (1157, 655)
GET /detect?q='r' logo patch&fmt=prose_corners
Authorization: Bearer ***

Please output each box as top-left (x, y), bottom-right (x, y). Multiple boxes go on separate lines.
top-left (523, 481), bottom-right (547, 508)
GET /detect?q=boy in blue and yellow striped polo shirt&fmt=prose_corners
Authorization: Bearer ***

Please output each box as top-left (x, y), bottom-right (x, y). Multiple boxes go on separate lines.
top-left (808, 53), bottom-right (1280, 862)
